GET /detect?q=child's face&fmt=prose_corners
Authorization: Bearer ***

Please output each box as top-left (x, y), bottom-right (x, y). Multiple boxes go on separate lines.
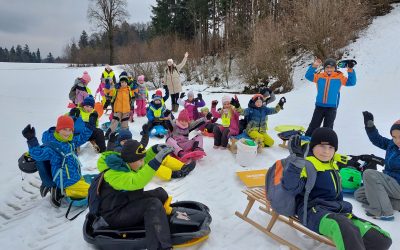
top-left (325, 65), bottom-right (335, 75)
top-left (121, 81), bottom-right (127, 87)
top-left (58, 128), bottom-right (73, 140)
top-left (138, 79), bottom-right (144, 84)
top-left (255, 100), bottom-right (263, 108)
top-left (154, 99), bottom-right (161, 105)
top-left (201, 110), bottom-right (208, 116)
top-left (128, 158), bottom-right (144, 171)
top-left (223, 102), bottom-right (231, 109)
top-left (188, 96), bottom-right (194, 102)
top-left (83, 105), bottom-right (93, 113)
top-left (392, 130), bottom-right (400, 148)
top-left (313, 144), bottom-right (335, 162)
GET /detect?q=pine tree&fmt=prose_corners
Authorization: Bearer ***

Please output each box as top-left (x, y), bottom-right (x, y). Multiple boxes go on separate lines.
top-left (79, 30), bottom-right (89, 48)
top-left (36, 49), bottom-right (41, 63)
top-left (45, 52), bottom-right (55, 63)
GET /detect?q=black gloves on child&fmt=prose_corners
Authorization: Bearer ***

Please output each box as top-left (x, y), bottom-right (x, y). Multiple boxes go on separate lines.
top-left (362, 111), bottom-right (374, 128)
top-left (180, 92), bottom-right (186, 99)
top-left (22, 124), bottom-right (36, 140)
top-left (211, 100), bottom-right (218, 108)
top-left (278, 97), bottom-right (286, 109)
top-left (69, 108), bottom-right (80, 121)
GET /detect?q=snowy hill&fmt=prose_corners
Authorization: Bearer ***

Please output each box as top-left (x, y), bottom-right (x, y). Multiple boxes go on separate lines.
top-left (1, 4), bottom-right (400, 249)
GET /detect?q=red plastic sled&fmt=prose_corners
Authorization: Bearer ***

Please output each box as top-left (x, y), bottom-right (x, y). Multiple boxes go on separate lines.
top-left (175, 151), bottom-right (206, 163)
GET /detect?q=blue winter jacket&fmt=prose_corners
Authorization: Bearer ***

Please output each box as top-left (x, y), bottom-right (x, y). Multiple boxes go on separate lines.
top-left (282, 156), bottom-right (353, 233)
top-left (147, 102), bottom-right (166, 122)
top-left (305, 66), bottom-right (357, 108)
top-left (366, 127), bottom-right (400, 183)
top-left (27, 126), bottom-right (93, 189)
top-left (244, 104), bottom-right (278, 134)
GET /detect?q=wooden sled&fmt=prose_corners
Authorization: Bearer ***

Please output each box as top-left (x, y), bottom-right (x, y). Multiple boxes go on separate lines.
top-left (235, 187), bottom-right (335, 250)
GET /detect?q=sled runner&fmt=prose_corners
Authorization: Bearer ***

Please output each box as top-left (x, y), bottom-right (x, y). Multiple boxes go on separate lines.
top-left (83, 200), bottom-right (212, 250)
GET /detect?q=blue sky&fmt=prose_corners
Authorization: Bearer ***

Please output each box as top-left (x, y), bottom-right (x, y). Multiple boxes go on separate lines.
top-left (0, 0), bottom-right (157, 57)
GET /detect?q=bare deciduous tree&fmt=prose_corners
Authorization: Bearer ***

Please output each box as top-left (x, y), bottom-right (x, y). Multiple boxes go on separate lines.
top-left (87, 0), bottom-right (129, 64)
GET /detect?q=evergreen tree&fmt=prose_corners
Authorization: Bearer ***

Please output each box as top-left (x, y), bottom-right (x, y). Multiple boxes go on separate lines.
top-left (36, 49), bottom-right (41, 63)
top-left (22, 44), bottom-right (31, 62)
top-left (45, 52), bottom-right (55, 63)
top-left (79, 30), bottom-right (89, 48)
top-left (15, 45), bottom-right (23, 62)
top-left (9, 46), bottom-right (16, 62)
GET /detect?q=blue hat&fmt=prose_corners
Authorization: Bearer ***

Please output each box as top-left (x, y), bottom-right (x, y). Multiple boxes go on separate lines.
top-left (82, 95), bottom-right (95, 108)
top-left (118, 129), bottom-right (132, 141)
top-left (119, 71), bottom-right (129, 82)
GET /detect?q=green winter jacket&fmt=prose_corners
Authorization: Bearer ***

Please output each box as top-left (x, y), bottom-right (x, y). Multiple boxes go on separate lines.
top-left (97, 151), bottom-right (156, 191)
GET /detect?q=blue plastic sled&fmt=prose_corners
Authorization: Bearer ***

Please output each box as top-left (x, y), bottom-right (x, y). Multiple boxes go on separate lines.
top-left (101, 122), bottom-right (120, 133)
top-left (150, 125), bottom-right (168, 138)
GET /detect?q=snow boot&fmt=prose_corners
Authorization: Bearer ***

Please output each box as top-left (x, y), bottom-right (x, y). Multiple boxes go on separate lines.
top-left (40, 185), bottom-right (50, 197)
top-left (50, 187), bottom-right (63, 207)
top-left (255, 138), bottom-right (264, 154)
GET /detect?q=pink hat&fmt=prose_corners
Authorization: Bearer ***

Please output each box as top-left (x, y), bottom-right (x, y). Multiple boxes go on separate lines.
top-left (222, 95), bottom-right (231, 104)
top-left (155, 89), bottom-right (162, 97)
top-left (178, 110), bottom-right (190, 122)
top-left (81, 71), bottom-right (91, 84)
top-left (137, 75), bottom-right (145, 82)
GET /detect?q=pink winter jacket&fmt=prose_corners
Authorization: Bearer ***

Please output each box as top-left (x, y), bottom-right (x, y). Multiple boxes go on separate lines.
top-left (96, 82), bottom-right (105, 96)
top-left (211, 106), bottom-right (240, 136)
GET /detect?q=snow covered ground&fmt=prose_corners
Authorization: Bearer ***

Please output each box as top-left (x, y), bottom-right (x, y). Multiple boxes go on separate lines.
top-left (1, 4), bottom-right (400, 249)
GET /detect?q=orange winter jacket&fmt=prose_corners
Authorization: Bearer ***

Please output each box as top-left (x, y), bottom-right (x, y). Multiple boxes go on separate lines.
top-left (112, 86), bottom-right (132, 113)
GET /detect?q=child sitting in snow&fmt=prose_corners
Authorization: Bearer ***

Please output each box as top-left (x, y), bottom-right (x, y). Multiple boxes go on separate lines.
top-left (146, 88), bottom-right (171, 138)
top-left (354, 112), bottom-right (400, 221)
top-left (282, 128), bottom-right (392, 250)
top-left (244, 94), bottom-right (285, 152)
top-left (198, 107), bottom-right (218, 135)
top-left (211, 95), bottom-right (241, 149)
top-left (177, 91), bottom-right (205, 121)
top-left (92, 135), bottom-right (174, 249)
top-left (70, 95), bottom-right (106, 153)
top-left (70, 71), bottom-right (92, 106)
top-left (22, 113), bottom-right (97, 207)
top-left (166, 109), bottom-right (206, 157)
top-left (135, 75), bottom-right (148, 117)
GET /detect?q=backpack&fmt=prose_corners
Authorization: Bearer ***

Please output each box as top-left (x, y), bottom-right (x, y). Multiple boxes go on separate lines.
top-left (265, 156), bottom-right (317, 226)
top-left (69, 83), bottom-right (78, 102)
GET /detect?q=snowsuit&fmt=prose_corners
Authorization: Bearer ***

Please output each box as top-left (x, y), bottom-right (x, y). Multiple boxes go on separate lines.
top-left (102, 70), bottom-right (117, 110)
top-left (177, 98), bottom-right (205, 121)
top-left (166, 118), bottom-right (206, 156)
top-left (108, 83), bottom-right (133, 133)
top-left (164, 56), bottom-right (187, 109)
top-left (282, 155), bottom-right (392, 250)
top-left (354, 126), bottom-right (400, 216)
top-left (304, 66), bottom-right (357, 136)
top-left (244, 103), bottom-right (280, 147)
top-left (136, 83), bottom-right (148, 117)
top-left (129, 80), bottom-right (139, 121)
top-left (211, 106), bottom-right (240, 147)
top-left (146, 101), bottom-right (169, 133)
top-left (96, 151), bottom-right (172, 249)
top-left (73, 78), bottom-right (92, 106)
top-left (73, 107), bottom-right (106, 153)
top-left (26, 126), bottom-right (93, 198)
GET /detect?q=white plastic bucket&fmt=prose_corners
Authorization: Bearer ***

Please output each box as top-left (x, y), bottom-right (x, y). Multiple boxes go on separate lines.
top-left (236, 139), bottom-right (258, 167)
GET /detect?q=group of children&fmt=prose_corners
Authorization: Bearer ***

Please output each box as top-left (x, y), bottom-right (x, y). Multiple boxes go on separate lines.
top-left (20, 57), bottom-right (400, 250)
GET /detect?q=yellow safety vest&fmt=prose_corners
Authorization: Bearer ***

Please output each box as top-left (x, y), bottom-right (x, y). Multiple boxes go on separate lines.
top-left (221, 110), bottom-right (231, 127)
top-left (103, 70), bottom-right (115, 82)
top-left (150, 106), bottom-right (163, 118)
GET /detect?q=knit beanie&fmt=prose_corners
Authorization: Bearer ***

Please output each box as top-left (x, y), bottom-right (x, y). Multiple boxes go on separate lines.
top-left (137, 75), bottom-right (145, 82)
top-left (324, 58), bottom-right (337, 69)
top-left (118, 129), bottom-right (133, 142)
top-left (167, 59), bottom-right (173, 64)
top-left (252, 94), bottom-right (264, 101)
top-left (222, 95), bottom-right (231, 104)
top-left (81, 71), bottom-right (91, 84)
top-left (82, 95), bottom-right (95, 108)
top-left (390, 120), bottom-right (400, 135)
top-left (200, 107), bottom-right (209, 113)
top-left (155, 89), bottom-right (162, 97)
top-left (178, 110), bottom-right (190, 122)
top-left (121, 139), bottom-right (147, 163)
top-left (119, 71), bottom-right (129, 82)
top-left (188, 90), bottom-right (194, 98)
top-left (309, 127), bottom-right (338, 151)
top-left (56, 115), bottom-right (74, 132)
top-left (105, 64), bottom-right (112, 71)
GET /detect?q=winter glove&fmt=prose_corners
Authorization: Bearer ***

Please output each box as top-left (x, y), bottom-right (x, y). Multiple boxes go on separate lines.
top-left (141, 124), bottom-right (149, 136)
top-left (179, 92), bottom-right (186, 99)
top-left (206, 112), bottom-right (213, 120)
top-left (347, 61), bottom-right (356, 69)
top-left (288, 135), bottom-right (309, 169)
top-left (87, 112), bottom-right (98, 130)
top-left (22, 124), bottom-right (36, 140)
top-left (148, 145), bottom-right (174, 170)
top-left (362, 111), bottom-right (374, 128)
top-left (156, 144), bottom-right (168, 152)
top-left (197, 93), bottom-right (203, 100)
top-left (230, 95), bottom-right (241, 109)
top-left (278, 97), bottom-right (286, 109)
top-left (109, 131), bottom-right (119, 144)
top-left (211, 100), bottom-right (218, 108)
top-left (163, 85), bottom-right (168, 90)
top-left (69, 108), bottom-right (80, 121)
top-left (164, 109), bottom-right (171, 117)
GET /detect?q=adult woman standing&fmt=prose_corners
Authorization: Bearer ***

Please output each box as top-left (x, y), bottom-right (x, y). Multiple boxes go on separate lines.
top-left (164, 52), bottom-right (189, 112)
